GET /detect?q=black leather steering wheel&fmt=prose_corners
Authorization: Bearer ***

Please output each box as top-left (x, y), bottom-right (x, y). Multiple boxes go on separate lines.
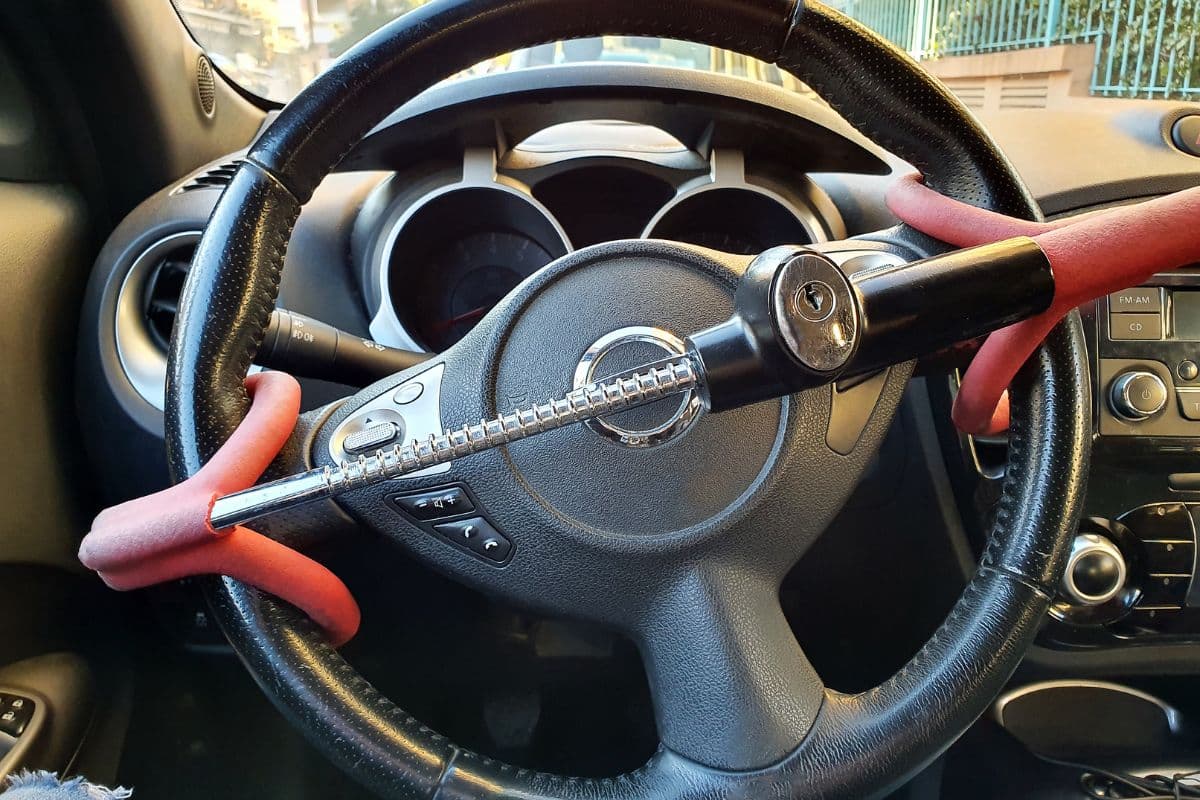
top-left (166, 0), bottom-right (1092, 797)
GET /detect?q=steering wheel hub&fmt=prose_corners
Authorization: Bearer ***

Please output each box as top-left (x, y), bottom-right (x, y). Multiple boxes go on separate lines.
top-left (573, 326), bottom-right (701, 448)
top-left (490, 243), bottom-right (785, 538)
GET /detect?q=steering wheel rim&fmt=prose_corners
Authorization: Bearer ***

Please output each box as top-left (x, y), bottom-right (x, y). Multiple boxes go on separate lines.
top-left (166, 1), bottom-right (1091, 797)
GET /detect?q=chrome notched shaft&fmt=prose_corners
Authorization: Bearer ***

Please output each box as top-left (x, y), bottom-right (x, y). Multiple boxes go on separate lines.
top-left (209, 357), bottom-right (701, 530)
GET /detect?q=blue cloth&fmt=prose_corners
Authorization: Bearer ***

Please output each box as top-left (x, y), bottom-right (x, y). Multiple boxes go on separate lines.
top-left (0, 772), bottom-right (131, 799)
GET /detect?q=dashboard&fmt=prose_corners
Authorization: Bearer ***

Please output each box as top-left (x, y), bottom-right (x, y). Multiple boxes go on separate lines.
top-left (76, 63), bottom-right (1200, 673)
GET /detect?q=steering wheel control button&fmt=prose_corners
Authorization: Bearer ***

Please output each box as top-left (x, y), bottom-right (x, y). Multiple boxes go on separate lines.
top-left (388, 486), bottom-right (474, 521)
top-left (1061, 534), bottom-right (1127, 606)
top-left (1178, 389), bottom-right (1200, 420)
top-left (1109, 370), bottom-right (1169, 421)
top-left (327, 363), bottom-right (450, 477)
top-left (1171, 115), bottom-right (1200, 157)
top-left (1108, 287), bottom-right (1162, 313)
top-left (1109, 312), bottom-right (1163, 340)
top-left (393, 381), bottom-right (424, 405)
top-left (342, 421), bottom-right (399, 454)
top-left (434, 517), bottom-right (512, 563)
top-left (384, 484), bottom-right (510, 564)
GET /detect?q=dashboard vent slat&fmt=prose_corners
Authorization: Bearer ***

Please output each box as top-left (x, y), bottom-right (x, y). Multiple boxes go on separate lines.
top-left (142, 243), bottom-right (196, 350)
top-left (176, 159), bottom-right (243, 193)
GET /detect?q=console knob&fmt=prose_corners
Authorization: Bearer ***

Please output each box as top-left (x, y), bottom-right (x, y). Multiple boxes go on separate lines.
top-left (1109, 370), bottom-right (1168, 421)
top-left (1062, 533), bottom-right (1127, 606)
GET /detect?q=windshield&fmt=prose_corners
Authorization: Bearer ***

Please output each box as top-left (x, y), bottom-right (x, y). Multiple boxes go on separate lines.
top-left (171, 1), bottom-right (800, 102)
top-left (175, 0), bottom-right (1197, 106)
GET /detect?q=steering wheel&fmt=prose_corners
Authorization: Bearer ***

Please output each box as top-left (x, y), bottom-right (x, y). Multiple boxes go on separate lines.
top-left (166, 0), bottom-right (1091, 796)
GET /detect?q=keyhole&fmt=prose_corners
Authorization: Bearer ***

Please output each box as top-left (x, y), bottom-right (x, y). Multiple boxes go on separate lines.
top-left (803, 283), bottom-right (825, 313)
top-left (793, 280), bottom-right (836, 322)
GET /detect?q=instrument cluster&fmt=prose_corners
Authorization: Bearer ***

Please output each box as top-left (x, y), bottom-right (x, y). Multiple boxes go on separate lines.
top-left (360, 138), bottom-right (840, 353)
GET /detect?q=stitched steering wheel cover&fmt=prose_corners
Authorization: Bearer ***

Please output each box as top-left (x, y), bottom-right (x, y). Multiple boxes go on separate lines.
top-left (166, 1), bottom-right (1091, 797)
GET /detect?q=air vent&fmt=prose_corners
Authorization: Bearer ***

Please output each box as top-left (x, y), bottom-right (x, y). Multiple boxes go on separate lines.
top-left (952, 372), bottom-right (1008, 480)
top-left (177, 159), bottom-right (242, 193)
top-left (142, 241), bottom-right (196, 351)
top-left (115, 231), bottom-right (201, 411)
top-left (196, 54), bottom-right (216, 117)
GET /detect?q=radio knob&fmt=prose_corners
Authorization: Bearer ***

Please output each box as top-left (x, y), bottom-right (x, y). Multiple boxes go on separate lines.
top-left (1062, 533), bottom-right (1127, 606)
top-left (1109, 370), bottom-right (1168, 421)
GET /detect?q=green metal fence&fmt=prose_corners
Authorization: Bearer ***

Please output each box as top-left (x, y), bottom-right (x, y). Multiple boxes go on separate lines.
top-left (829, 0), bottom-right (1200, 98)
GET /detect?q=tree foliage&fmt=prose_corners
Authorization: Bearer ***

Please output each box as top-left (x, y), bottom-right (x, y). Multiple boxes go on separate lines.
top-left (842, 0), bottom-right (1200, 98)
top-left (329, 0), bottom-right (426, 58)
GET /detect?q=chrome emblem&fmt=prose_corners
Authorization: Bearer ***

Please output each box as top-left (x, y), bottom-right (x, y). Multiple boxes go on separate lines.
top-left (573, 326), bottom-right (702, 448)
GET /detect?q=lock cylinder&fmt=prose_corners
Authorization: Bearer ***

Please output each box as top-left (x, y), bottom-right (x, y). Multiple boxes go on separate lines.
top-left (688, 239), bottom-right (1055, 412)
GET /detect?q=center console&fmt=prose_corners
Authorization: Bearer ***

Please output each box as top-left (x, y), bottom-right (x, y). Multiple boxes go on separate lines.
top-left (1041, 268), bottom-right (1200, 648)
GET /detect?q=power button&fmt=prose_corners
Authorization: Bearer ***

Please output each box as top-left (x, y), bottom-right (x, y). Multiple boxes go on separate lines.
top-left (1109, 371), bottom-right (1168, 421)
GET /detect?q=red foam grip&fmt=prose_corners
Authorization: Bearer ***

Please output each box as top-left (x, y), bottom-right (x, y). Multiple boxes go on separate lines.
top-left (887, 174), bottom-right (1200, 434)
top-left (79, 372), bottom-right (361, 646)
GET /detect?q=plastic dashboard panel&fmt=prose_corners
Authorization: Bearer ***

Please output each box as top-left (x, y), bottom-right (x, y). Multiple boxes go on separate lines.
top-left (339, 63), bottom-right (891, 175)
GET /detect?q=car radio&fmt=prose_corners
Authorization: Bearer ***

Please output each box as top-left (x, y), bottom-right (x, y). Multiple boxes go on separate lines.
top-left (1041, 275), bottom-right (1200, 647)
top-left (1098, 274), bottom-right (1200, 440)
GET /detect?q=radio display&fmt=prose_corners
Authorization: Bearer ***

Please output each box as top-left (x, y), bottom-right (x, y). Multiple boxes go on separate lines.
top-left (1173, 291), bottom-right (1200, 340)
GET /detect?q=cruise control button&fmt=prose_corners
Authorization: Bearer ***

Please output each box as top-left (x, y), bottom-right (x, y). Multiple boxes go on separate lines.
top-left (1109, 313), bottom-right (1163, 340)
top-left (388, 486), bottom-right (474, 521)
top-left (1109, 287), bottom-right (1162, 313)
top-left (434, 517), bottom-right (513, 562)
top-left (343, 421), bottom-right (398, 454)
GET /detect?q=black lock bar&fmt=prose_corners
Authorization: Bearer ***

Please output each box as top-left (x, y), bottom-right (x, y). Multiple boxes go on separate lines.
top-left (689, 238), bottom-right (1055, 412)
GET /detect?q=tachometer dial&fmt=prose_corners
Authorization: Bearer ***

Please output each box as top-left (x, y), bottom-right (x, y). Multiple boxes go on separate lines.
top-left (645, 187), bottom-right (813, 256)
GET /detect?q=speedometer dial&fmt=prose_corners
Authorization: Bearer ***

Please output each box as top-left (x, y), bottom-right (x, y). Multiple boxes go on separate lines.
top-left (418, 231), bottom-right (552, 350)
top-left (383, 187), bottom-right (570, 351)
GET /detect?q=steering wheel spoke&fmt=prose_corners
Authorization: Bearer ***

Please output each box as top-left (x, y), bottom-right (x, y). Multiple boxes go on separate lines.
top-left (808, 228), bottom-right (926, 262)
top-left (243, 403), bottom-right (362, 551)
top-left (629, 566), bottom-right (824, 772)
